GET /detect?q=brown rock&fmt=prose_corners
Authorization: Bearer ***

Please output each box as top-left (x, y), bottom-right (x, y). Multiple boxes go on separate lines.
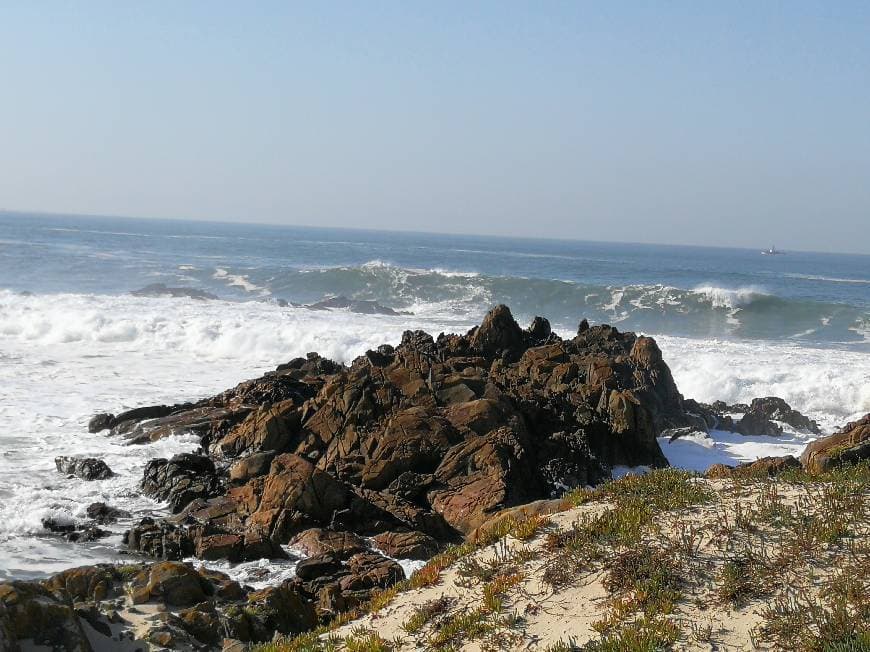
top-left (705, 455), bottom-right (800, 479)
top-left (289, 528), bottom-right (367, 557)
top-left (372, 530), bottom-right (439, 560)
top-left (801, 414), bottom-right (870, 474)
top-left (129, 562), bottom-right (210, 606)
top-left (217, 400), bottom-right (301, 458)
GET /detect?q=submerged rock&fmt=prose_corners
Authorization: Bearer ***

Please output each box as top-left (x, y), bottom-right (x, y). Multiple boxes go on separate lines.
top-left (131, 283), bottom-right (218, 300)
top-left (304, 295), bottom-right (411, 316)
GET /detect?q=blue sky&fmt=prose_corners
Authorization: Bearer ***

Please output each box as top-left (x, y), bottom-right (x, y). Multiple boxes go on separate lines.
top-left (1, 2), bottom-right (868, 253)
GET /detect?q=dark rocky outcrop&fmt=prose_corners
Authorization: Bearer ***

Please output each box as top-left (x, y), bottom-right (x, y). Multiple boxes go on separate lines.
top-left (141, 453), bottom-right (224, 513)
top-left (111, 306), bottom-right (697, 565)
top-left (801, 414), bottom-right (870, 474)
top-left (734, 410), bottom-right (784, 437)
top-left (54, 456), bottom-right (114, 480)
top-left (85, 502), bottom-right (130, 524)
top-left (675, 396), bottom-right (819, 438)
top-left (743, 397), bottom-right (821, 434)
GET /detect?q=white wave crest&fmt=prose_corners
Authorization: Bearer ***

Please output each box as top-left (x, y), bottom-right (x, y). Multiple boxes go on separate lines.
top-left (213, 267), bottom-right (269, 295)
top-left (691, 285), bottom-right (770, 310)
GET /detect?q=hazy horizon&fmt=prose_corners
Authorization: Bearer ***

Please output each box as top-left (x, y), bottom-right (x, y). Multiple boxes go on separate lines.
top-left (2, 2), bottom-right (869, 254)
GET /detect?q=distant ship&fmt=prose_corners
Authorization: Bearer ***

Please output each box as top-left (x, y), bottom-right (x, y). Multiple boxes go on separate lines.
top-left (761, 245), bottom-right (784, 255)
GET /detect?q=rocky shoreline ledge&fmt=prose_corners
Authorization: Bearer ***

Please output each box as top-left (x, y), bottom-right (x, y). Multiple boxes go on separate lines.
top-left (2, 306), bottom-right (867, 651)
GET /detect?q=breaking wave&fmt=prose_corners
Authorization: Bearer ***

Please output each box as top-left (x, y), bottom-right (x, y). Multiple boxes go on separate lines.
top-left (180, 261), bottom-right (870, 345)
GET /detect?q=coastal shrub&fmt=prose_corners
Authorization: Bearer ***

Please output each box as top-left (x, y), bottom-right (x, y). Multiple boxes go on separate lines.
top-left (401, 595), bottom-right (455, 634)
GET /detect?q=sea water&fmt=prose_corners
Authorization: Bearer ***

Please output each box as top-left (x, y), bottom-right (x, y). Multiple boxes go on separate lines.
top-left (1, 212), bottom-right (868, 579)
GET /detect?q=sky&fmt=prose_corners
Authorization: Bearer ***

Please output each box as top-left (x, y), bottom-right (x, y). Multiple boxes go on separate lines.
top-left (1, 2), bottom-right (869, 253)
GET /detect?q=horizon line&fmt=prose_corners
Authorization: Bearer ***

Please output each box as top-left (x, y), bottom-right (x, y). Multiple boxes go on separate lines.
top-left (2, 207), bottom-right (867, 258)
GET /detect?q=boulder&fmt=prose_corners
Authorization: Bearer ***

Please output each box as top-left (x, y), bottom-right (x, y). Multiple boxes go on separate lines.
top-left (735, 411), bottom-right (783, 437)
top-left (469, 304), bottom-right (525, 357)
top-left (54, 456), bottom-right (114, 480)
top-left (128, 561), bottom-right (211, 606)
top-left (243, 584), bottom-right (317, 639)
top-left (801, 414), bottom-right (870, 474)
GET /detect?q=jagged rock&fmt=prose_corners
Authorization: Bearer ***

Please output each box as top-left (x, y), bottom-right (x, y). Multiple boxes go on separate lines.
top-left (745, 397), bottom-right (820, 434)
top-left (124, 517), bottom-right (197, 560)
top-left (706, 455), bottom-right (800, 479)
top-left (216, 401), bottom-right (301, 458)
top-left (54, 456), bottom-right (114, 480)
top-left (117, 306), bottom-right (694, 585)
top-left (295, 553), bottom-right (344, 582)
top-left (801, 414), bottom-right (870, 474)
top-left (141, 453), bottom-right (223, 513)
top-left (470, 304), bottom-right (525, 357)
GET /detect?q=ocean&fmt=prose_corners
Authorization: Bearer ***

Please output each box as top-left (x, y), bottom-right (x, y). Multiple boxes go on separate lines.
top-left (1, 211), bottom-right (868, 581)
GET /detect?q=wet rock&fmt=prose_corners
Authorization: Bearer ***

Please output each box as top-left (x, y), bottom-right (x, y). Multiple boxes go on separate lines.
top-left (735, 411), bottom-right (784, 437)
top-left (141, 453), bottom-right (223, 513)
top-left (801, 414), bottom-right (870, 474)
top-left (88, 412), bottom-right (114, 433)
top-left (54, 455), bottom-right (114, 480)
top-left (119, 405), bottom-right (233, 445)
top-left (305, 295), bottom-right (410, 316)
top-left (85, 501), bottom-right (131, 524)
top-left (65, 525), bottom-right (111, 543)
top-left (745, 397), bottom-right (820, 434)
top-left (125, 517), bottom-right (197, 560)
